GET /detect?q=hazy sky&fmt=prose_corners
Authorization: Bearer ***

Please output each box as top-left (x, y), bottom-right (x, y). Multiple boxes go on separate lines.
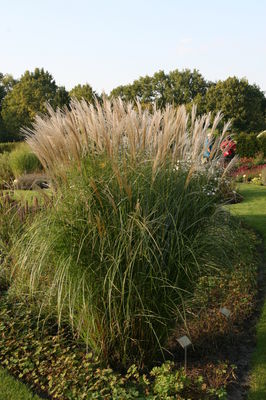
top-left (1, 0), bottom-right (266, 93)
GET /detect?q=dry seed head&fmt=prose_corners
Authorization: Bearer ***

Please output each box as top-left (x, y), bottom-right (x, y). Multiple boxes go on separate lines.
top-left (23, 98), bottom-right (229, 178)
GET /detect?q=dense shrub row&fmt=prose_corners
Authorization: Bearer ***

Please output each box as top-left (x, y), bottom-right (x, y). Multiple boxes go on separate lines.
top-left (236, 133), bottom-right (266, 157)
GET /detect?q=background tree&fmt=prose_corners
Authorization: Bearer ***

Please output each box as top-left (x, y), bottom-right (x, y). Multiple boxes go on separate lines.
top-left (205, 77), bottom-right (266, 133)
top-left (168, 69), bottom-right (209, 105)
top-left (110, 75), bottom-right (154, 107)
top-left (110, 68), bottom-right (209, 111)
top-left (0, 73), bottom-right (17, 141)
top-left (109, 84), bottom-right (133, 102)
top-left (69, 83), bottom-right (99, 104)
top-left (152, 70), bottom-right (172, 108)
top-left (52, 86), bottom-right (70, 109)
top-left (1, 68), bottom-right (265, 140)
top-left (1, 68), bottom-right (69, 136)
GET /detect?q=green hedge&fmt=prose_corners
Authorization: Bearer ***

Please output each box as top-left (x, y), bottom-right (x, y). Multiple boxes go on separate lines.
top-left (236, 133), bottom-right (266, 157)
top-left (0, 142), bottom-right (18, 154)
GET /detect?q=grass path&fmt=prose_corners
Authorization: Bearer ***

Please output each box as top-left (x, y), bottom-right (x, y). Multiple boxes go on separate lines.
top-left (228, 183), bottom-right (266, 399)
top-left (0, 368), bottom-right (41, 399)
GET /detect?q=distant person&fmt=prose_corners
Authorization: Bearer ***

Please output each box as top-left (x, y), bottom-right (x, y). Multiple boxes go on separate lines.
top-left (220, 135), bottom-right (236, 163)
top-left (203, 132), bottom-right (213, 162)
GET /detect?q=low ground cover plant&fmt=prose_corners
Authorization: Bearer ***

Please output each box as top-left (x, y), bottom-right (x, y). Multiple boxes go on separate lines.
top-left (0, 258), bottom-right (255, 400)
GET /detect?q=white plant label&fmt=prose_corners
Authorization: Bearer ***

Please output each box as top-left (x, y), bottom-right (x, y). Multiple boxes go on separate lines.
top-left (177, 335), bottom-right (192, 349)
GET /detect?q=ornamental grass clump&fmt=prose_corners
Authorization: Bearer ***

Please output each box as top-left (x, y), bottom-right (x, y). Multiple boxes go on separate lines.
top-left (11, 99), bottom-right (235, 367)
top-left (9, 143), bottom-right (42, 178)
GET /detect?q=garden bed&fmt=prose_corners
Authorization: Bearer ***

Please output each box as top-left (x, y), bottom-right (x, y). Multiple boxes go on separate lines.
top-left (0, 222), bottom-right (260, 399)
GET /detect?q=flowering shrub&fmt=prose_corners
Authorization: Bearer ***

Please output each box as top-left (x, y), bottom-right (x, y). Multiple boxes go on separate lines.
top-left (232, 164), bottom-right (266, 180)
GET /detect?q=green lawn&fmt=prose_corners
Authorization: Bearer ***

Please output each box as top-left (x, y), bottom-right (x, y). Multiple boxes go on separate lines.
top-left (228, 183), bottom-right (266, 399)
top-left (0, 368), bottom-right (41, 400)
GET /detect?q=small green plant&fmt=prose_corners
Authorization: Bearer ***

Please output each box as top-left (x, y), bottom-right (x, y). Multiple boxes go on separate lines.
top-left (9, 143), bottom-right (42, 178)
top-left (251, 175), bottom-right (263, 185)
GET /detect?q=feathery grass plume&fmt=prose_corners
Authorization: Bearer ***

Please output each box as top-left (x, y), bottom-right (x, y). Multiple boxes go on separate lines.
top-left (13, 99), bottom-right (239, 367)
top-left (23, 98), bottom-right (228, 181)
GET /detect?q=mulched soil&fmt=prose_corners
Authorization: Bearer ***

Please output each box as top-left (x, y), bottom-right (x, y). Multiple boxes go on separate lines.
top-left (168, 239), bottom-right (266, 400)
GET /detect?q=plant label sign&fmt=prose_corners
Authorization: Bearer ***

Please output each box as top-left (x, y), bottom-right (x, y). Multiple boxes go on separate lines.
top-left (177, 335), bottom-right (191, 349)
top-left (220, 307), bottom-right (231, 318)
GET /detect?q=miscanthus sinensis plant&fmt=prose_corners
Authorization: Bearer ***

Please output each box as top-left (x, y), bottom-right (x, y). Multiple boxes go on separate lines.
top-left (11, 99), bottom-right (237, 367)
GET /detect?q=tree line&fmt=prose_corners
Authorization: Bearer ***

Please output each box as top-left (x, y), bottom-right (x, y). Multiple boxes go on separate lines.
top-left (0, 67), bottom-right (265, 142)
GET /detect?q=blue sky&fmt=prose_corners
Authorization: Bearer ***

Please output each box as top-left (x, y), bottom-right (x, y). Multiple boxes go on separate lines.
top-left (1, 0), bottom-right (266, 93)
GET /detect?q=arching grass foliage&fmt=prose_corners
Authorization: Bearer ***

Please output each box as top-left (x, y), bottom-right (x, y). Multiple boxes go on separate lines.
top-left (10, 99), bottom-right (240, 367)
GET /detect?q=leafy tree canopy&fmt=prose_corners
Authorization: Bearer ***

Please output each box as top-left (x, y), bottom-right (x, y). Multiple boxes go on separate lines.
top-left (0, 73), bottom-right (18, 141)
top-left (1, 68), bottom-right (265, 139)
top-left (0, 73), bottom-right (17, 105)
top-left (69, 83), bottom-right (99, 104)
top-left (205, 77), bottom-right (266, 133)
top-left (110, 69), bottom-right (210, 109)
top-left (1, 68), bottom-right (69, 135)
